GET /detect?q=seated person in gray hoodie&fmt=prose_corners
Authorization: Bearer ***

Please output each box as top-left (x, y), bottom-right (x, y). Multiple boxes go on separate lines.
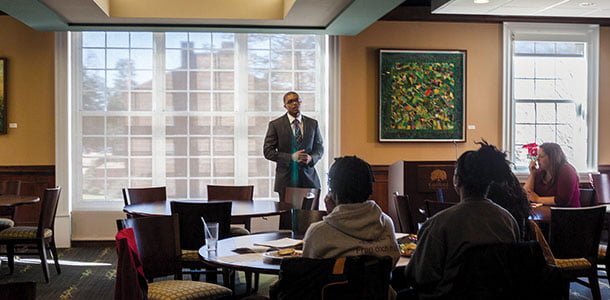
top-left (302, 156), bottom-right (400, 266)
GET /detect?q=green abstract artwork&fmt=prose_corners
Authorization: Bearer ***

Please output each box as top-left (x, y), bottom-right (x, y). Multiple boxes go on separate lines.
top-left (379, 50), bottom-right (465, 142)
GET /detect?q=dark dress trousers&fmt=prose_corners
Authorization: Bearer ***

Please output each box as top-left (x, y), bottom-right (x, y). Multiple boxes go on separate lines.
top-left (263, 114), bottom-right (324, 193)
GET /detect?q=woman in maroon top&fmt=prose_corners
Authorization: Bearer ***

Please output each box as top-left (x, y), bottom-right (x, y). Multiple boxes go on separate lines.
top-left (524, 143), bottom-right (580, 207)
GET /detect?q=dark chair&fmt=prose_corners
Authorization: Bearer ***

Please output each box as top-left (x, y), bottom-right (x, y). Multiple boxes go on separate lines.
top-left (590, 173), bottom-right (610, 283)
top-left (424, 200), bottom-right (455, 218)
top-left (290, 209), bottom-right (327, 236)
top-left (279, 187), bottom-right (321, 230)
top-left (0, 281), bottom-right (36, 300)
top-left (548, 205), bottom-right (606, 300)
top-left (115, 215), bottom-right (232, 300)
top-left (0, 180), bottom-right (22, 220)
top-left (122, 186), bottom-right (167, 206)
top-left (393, 194), bottom-right (412, 233)
top-left (207, 185), bottom-right (253, 233)
top-left (170, 201), bottom-right (232, 282)
top-left (283, 187), bottom-right (321, 210)
top-left (274, 255), bottom-right (392, 300)
top-left (0, 180), bottom-right (21, 195)
top-left (0, 187), bottom-right (61, 283)
top-left (450, 241), bottom-right (562, 300)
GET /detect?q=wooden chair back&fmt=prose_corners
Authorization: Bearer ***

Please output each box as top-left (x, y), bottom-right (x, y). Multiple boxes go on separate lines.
top-left (424, 200), bottom-right (455, 219)
top-left (170, 201), bottom-right (232, 250)
top-left (117, 215), bottom-right (181, 281)
top-left (549, 205), bottom-right (606, 261)
top-left (38, 187), bottom-right (61, 237)
top-left (283, 187), bottom-right (321, 210)
top-left (590, 173), bottom-right (610, 205)
top-left (0, 180), bottom-right (21, 195)
top-left (122, 186), bottom-right (167, 206)
top-left (291, 209), bottom-right (327, 236)
top-left (277, 255), bottom-right (392, 300)
top-left (396, 194), bottom-right (424, 234)
top-left (450, 241), bottom-right (562, 299)
top-left (579, 188), bottom-right (596, 206)
top-left (207, 185), bottom-right (253, 201)
top-left (392, 194), bottom-right (412, 233)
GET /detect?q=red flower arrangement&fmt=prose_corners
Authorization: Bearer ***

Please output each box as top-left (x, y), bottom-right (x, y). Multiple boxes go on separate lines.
top-left (522, 143), bottom-right (539, 160)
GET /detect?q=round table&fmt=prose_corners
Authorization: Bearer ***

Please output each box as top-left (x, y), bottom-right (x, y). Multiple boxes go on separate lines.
top-left (0, 195), bottom-right (40, 207)
top-left (199, 231), bottom-right (292, 275)
top-left (198, 231), bottom-right (411, 275)
top-left (123, 200), bottom-right (293, 221)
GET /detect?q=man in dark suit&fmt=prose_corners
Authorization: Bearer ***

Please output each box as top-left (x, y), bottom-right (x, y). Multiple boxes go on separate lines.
top-left (263, 91), bottom-right (324, 201)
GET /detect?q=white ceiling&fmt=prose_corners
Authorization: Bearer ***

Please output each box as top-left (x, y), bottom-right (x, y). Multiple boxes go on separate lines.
top-left (433, 0), bottom-right (610, 18)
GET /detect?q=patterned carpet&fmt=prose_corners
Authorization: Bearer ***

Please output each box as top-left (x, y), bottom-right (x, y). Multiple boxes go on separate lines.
top-left (0, 246), bottom-right (607, 299)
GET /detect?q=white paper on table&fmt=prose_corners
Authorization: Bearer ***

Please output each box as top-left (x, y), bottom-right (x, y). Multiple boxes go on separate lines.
top-left (218, 253), bottom-right (264, 263)
top-left (253, 238), bottom-right (303, 248)
top-left (395, 233), bottom-right (408, 240)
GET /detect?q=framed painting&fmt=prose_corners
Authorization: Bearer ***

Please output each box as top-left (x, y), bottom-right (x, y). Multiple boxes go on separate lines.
top-left (379, 50), bottom-right (466, 142)
top-left (0, 58), bottom-right (6, 134)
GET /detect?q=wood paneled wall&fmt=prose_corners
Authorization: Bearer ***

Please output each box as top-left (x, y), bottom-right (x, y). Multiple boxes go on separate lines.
top-left (371, 165), bottom-right (389, 213)
top-left (0, 165), bottom-right (55, 226)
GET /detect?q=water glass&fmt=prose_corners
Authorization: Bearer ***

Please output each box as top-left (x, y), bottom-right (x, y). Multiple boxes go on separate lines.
top-left (205, 222), bottom-right (219, 252)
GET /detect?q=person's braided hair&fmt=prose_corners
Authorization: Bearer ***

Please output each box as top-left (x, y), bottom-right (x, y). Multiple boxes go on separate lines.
top-left (455, 140), bottom-right (513, 197)
top-left (328, 156), bottom-right (374, 204)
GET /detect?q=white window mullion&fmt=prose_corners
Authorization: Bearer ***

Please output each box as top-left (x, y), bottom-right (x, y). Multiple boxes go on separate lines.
top-left (152, 32), bottom-right (166, 186)
top-left (235, 34), bottom-right (249, 185)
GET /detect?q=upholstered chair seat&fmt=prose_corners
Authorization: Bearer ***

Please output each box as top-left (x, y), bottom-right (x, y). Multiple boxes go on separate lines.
top-left (0, 227), bottom-right (52, 239)
top-left (147, 280), bottom-right (231, 300)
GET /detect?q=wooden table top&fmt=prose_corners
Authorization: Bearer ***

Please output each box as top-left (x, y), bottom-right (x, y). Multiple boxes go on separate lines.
top-left (0, 195), bottom-right (40, 207)
top-left (198, 231), bottom-right (410, 275)
top-left (123, 199), bottom-right (293, 219)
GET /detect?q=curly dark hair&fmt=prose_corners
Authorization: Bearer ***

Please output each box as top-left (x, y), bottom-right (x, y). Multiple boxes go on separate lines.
top-left (455, 140), bottom-right (513, 197)
top-left (328, 156), bottom-right (374, 204)
top-left (488, 173), bottom-right (533, 240)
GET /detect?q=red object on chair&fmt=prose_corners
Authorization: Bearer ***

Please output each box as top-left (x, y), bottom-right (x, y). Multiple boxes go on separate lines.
top-left (115, 228), bottom-right (148, 300)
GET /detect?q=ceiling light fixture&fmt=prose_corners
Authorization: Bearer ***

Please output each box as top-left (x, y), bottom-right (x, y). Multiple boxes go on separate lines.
top-left (579, 2), bottom-right (595, 7)
top-left (474, 0), bottom-right (490, 4)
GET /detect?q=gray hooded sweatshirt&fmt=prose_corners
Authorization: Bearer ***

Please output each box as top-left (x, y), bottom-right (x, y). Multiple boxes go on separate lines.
top-left (302, 200), bottom-right (400, 265)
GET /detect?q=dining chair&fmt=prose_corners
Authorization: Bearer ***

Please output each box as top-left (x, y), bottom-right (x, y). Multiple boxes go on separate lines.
top-left (0, 180), bottom-right (22, 220)
top-left (396, 194), bottom-right (425, 234)
top-left (448, 241), bottom-right (562, 299)
top-left (122, 186), bottom-right (167, 206)
top-left (279, 187), bottom-right (321, 230)
top-left (579, 188), bottom-right (597, 207)
top-left (424, 200), bottom-right (455, 218)
top-left (0, 180), bottom-right (22, 195)
top-left (207, 185), bottom-right (253, 234)
top-left (548, 205), bottom-right (606, 300)
top-left (0, 187), bottom-right (61, 283)
top-left (0, 281), bottom-right (36, 300)
top-left (588, 173), bottom-right (610, 284)
top-left (392, 193), bottom-right (412, 233)
top-left (170, 201), bottom-right (232, 282)
top-left (290, 209), bottom-right (327, 236)
top-left (274, 255), bottom-right (392, 300)
top-left (115, 215), bottom-right (232, 300)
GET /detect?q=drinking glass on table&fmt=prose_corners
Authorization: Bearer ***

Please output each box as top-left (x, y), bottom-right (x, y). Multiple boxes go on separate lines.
top-left (204, 221), bottom-right (219, 252)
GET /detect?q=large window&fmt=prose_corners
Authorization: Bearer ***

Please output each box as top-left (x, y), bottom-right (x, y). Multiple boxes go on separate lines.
top-left (503, 23), bottom-right (598, 173)
top-left (71, 32), bottom-right (328, 209)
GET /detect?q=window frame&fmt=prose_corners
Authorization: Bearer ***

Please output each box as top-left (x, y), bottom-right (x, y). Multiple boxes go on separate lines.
top-left (68, 31), bottom-right (330, 210)
top-left (502, 22), bottom-right (599, 176)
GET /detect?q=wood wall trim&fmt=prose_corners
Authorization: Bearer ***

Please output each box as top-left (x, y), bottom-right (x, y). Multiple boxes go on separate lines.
top-left (0, 165), bottom-right (55, 175)
top-left (599, 165), bottom-right (610, 173)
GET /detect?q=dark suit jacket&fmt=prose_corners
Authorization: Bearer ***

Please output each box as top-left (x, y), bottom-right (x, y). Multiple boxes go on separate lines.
top-left (263, 114), bottom-right (324, 193)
